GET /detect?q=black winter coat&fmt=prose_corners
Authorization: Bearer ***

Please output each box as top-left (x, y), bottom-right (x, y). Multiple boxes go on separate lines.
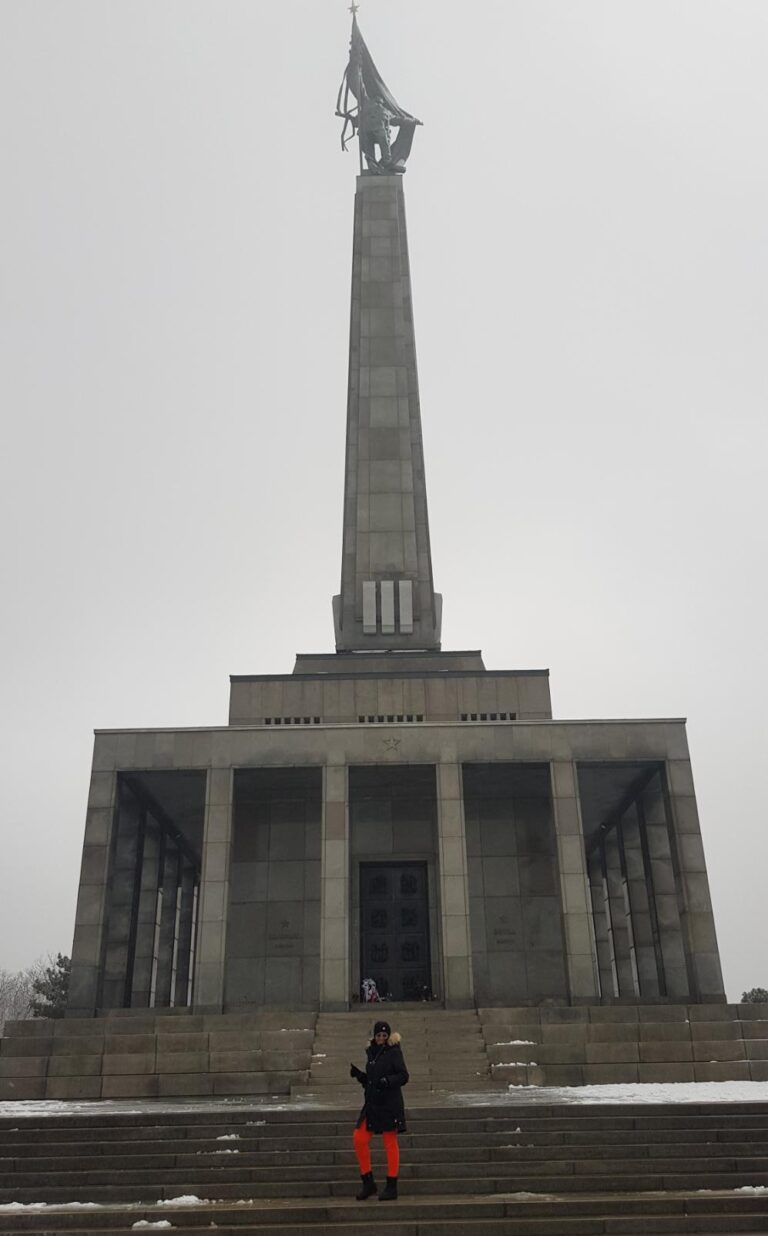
top-left (354, 1038), bottom-right (409, 1133)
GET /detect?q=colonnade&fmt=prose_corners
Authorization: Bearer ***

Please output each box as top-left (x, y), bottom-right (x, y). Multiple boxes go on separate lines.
top-left (100, 779), bottom-right (199, 1009)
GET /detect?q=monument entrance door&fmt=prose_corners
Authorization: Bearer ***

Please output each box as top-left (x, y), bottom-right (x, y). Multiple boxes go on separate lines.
top-left (360, 861), bottom-right (431, 1001)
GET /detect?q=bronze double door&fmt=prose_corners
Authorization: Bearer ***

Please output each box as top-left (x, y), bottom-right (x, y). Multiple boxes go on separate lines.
top-left (360, 862), bottom-right (431, 1002)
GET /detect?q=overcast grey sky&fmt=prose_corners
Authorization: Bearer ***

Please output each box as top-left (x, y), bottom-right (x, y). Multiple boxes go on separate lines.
top-left (1, 1), bottom-right (766, 1000)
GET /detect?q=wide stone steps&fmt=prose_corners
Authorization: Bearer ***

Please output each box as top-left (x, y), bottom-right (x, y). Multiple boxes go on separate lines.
top-left (304, 1009), bottom-right (493, 1096)
top-left (4, 1163), bottom-right (768, 1196)
top-left (4, 1200), bottom-right (768, 1236)
top-left (4, 1138), bottom-right (768, 1168)
top-left (5, 1200), bottom-right (768, 1235)
top-left (4, 1134), bottom-right (768, 1158)
top-left (2, 1104), bottom-right (768, 1232)
top-left (3, 1173), bottom-right (768, 1203)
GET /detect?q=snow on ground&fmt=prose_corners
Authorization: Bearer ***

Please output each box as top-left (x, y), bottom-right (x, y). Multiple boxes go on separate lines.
top-left (492, 1061), bottom-right (537, 1068)
top-left (0, 1098), bottom-right (299, 1119)
top-left (157, 1197), bottom-right (208, 1206)
top-left (498, 1082), bottom-right (768, 1106)
top-left (1, 1081), bottom-right (768, 1121)
top-left (0, 1202), bottom-right (103, 1212)
top-left (495, 1191), bottom-right (556, 1200)
top-left (3, 1187), bottom-right (768, 1216)
top-left (0, 1200), bottom-right (205, 1215)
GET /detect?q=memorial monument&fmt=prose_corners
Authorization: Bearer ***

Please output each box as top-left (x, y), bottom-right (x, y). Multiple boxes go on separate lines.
top-left (65, 15), bottom-right (724, 1020)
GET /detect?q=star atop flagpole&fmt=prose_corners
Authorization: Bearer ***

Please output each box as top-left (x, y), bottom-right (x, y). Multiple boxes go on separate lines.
top-left (349, 2), bottom-right (360, 15)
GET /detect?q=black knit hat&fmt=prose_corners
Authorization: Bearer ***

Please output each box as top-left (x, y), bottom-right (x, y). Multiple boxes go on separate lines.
top-left (373, 1020), bottom-right (391, 1037)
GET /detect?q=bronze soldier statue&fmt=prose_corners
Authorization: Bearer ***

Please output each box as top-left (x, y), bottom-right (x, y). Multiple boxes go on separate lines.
top-left (337, 14), bottom-right (421, 175)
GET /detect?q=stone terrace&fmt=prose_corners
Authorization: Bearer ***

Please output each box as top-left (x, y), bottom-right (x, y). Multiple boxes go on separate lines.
top-left (4, 1004), bottom-right (768, 1102)
top-left (479, 1002), bottom-right (768, 1088)
top-left (0, 1011), bottom-right (315, 1102)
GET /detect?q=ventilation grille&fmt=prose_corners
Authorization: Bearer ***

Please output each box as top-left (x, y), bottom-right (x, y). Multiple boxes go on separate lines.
top-left (460, 712), bottom-right (516, 722)
top-left (264, 717), bottom-right (321, 726)
top-left (358, 714), bottom-right (424, 724)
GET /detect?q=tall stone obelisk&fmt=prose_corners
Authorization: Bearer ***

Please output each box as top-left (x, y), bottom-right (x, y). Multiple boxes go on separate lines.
top-left (333, 20), bottom-right (441, 651)
top-left (333, 176), bottom-right (442, 651)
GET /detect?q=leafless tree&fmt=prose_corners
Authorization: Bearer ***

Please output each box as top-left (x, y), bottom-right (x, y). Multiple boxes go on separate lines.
top-left (0, 957), bottom-right (61, 1034)
top-left (0, 968), bottom-right (34, 1034)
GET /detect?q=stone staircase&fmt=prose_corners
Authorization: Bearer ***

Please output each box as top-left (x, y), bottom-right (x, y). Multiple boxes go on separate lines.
top-left (0, 1010), bottom-right (315, 1101)
top-left (480, 1003), bottom-right (768, 1088)
top-left (2, 1101), bottom-right (768, 1232)
top-left (4, 1003), bottom-right (766, 1103)
top-left (292, 1006), bottom-right (494, 1100)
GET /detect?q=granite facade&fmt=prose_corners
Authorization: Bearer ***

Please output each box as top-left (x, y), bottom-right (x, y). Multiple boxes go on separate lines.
top-left (464, 763), bottom-right (567, 1005)
top-left (229, 664), bottom-right (552, 725)
top-left (224, 769), bottom-right (321, 1009)
top-left (67, 714), bottom-right (725, 1016)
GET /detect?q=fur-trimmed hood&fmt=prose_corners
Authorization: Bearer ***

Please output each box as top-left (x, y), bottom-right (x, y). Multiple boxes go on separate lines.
top-left (368, 1031), bottom-right (401, 1046)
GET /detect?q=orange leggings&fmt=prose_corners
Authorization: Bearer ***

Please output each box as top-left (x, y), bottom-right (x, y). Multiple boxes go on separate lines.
top-left (353, 1125), bottom-right (400, 1177)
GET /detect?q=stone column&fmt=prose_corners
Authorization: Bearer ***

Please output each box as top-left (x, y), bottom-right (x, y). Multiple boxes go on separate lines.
top-left (550, 761), bottom-right (600, 1000)
top-left (193, 768), bottom-right (233, 1011)
top-left (663, 759), bottom-right (725, 1001)
top-left (639, 777), bottom-right (691, 998)
top-left (174, 862), bottom-right (198, 1008)
top-left (67, 770), bottom-right (118, 1016)
top-left (620, 810), bottom-right (661, 996)
top-left (319, 764), bottom-right (350, 1011)
top-left (603, 829), bottom-right (639, 997)
top-left (587, 847), bottom-right (617, 998)
top-left (130, 824), bottom-right (161, 1008)
top-left (153, 841), bottom-right (181, 1007)
top-left (101, 787), bottom-right (145, 1009)
top-left (436, 763), bottom-right (473, 1008)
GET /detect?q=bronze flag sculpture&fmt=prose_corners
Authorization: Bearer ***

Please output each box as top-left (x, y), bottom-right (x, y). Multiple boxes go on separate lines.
top-left (337, 15), bottom-right (422, 174)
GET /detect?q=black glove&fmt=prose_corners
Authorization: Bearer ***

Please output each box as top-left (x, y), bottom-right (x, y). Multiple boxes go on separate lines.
top-left (376, 1076), bottom-right (389, 1090)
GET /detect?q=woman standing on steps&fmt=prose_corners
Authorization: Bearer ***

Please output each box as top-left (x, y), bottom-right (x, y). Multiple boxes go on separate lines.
top-left (350, 1019), bottom-right (409, 1201)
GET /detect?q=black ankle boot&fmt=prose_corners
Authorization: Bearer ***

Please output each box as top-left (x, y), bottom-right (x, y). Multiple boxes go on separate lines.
top-left (378, 1176), bottom-right (398, 1201)
top-left (356, 1172), bottom-right (377, 1200)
